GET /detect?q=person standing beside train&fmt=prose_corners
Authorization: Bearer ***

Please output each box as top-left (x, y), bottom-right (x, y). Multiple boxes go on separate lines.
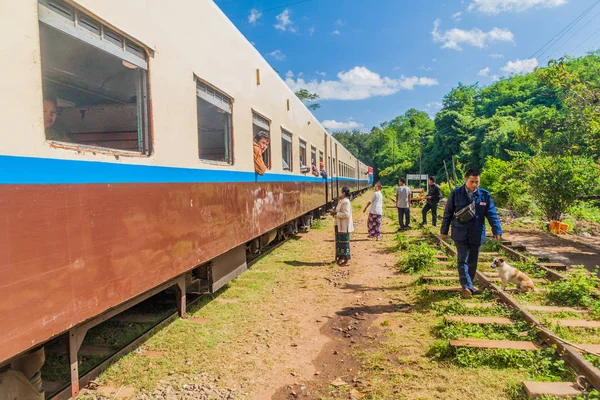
top-left (395, 177), bottom-right (412, 231)
top-left (440, 168), bottom-right (502, 299)
top-left (330, 187), bottom-right (354, 266)
top-left (253, 131), bottom-right (270, 175)
top-left (421, 176), bottom-right (442, 227)
top-left (363, 182), bottom-right (383, 240)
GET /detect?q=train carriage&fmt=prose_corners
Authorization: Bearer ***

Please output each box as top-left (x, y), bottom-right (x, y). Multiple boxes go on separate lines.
top-left (0, 1), bottom-right (371, 398)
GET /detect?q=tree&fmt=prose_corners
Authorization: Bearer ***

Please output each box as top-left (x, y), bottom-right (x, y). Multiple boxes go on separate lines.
top-left (527, 155), bottom-right (599, 221)
top-left (295, 89), bottom-right (321, 111)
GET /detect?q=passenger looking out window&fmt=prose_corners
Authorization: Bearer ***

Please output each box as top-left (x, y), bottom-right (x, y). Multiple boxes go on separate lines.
top-left (320, 162), bottom-right (328, 179)
top-left (43, 97), bottom-right (74, 142)
top-left (253, 131), bottom-right (270, 175)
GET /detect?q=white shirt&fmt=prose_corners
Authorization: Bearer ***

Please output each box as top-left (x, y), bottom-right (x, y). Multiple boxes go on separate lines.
top-left (369, 191), bottom-right (383, 215)
top-left (335, 197), bottom-right (355, 233)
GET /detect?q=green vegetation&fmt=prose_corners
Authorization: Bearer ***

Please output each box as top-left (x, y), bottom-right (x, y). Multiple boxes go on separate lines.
top-left (332, 52), bottom-right (600, 227)
top-left (547, 267), bottom-right (600, 307)
top-left (398, 242), bottom-right (436, 273)
top-left (428, 343), bottom-right (571, 382)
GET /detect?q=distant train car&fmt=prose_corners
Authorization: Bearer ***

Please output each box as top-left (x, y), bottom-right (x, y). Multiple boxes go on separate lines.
top-left (0, 0), bottom-right (371, 398)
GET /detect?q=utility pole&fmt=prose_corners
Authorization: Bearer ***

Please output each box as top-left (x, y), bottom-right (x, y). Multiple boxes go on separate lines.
top-left (451, 155), bottom-right (458, 185)
top-left (443, 160), bottom-right (451, 187)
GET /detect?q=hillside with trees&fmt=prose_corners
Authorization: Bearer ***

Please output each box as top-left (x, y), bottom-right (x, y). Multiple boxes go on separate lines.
top-left (332, 52), bottom-right (600, 229)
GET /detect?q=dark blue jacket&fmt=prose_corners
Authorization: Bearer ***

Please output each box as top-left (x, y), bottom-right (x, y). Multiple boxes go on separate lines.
top-left (440, 185), bottom-right (502, 244)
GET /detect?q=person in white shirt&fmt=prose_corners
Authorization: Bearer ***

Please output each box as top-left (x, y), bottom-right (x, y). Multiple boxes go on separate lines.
top-left (330, 186), bottom-right (354, 266)
top-left (363, 182), bottom-right (383, 240)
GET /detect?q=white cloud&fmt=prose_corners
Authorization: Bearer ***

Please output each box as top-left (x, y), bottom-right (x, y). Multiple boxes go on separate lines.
top-left (452, 11), bottom-right (463, 22)
top-left (336, 18), bottom-right (346, 26)
top-left (285, 66), bottom-right (439, 101)
top-left (432, 58), bottom-right (438, 63)
top-left (285, 70), bottom-right (294, 79)
top-left (426, 102), bottom-right (443, 111)
top-left (393, 66), bottom-right (402, 71)
top-left (489, 53), bottom-right (505, 59)
top-left (275, 9), bottom-right (295, 31)
top-left (478, 66), bottom-right (491, 76)
top-left (425, 102), bottom-right (443, 117)
top-left (491, 75), bottom-right (500, 81)
top-left (316, 71), bottom-right (326, 77)
top-left (321, 120), bottom-right (362, 130)
top-left (468, 0), bottom-right (567, 14)
top-left (308, 26), bottom-right (315, 35)
top-left (420, 65), bottom-right (433, 71)
top-left (501, 57), bottom-right (538, 74)
top-left (248, 9), bottom-right (262, 25)
top-left (331, 30), bottom-right (341, 35)
top-left (432, 19), bottom-right (514, 51)
top-left (268, 50), bottom-right (286, 61)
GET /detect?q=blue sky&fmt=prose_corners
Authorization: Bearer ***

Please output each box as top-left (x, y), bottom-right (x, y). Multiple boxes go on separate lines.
top-left (216, 0), bottom-right (600, 131)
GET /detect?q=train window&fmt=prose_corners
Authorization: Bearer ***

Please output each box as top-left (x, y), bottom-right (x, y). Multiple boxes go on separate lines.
top-left (281, 129), bottom-right (293, 171)
top-left (38, 1), bottom-right (150, 154)
top-left (196, 80), bottom-right (233, 163)
top-left (319, 151), bottom-right (324, 165)
top-left (299, 140), bottom-right (307, 169)
top-left (252, 112), bottom-right (271, 169)
top-left (310, 146), bottom-right (317, 168)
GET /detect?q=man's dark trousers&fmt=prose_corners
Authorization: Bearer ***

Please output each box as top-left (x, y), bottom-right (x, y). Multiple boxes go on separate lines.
top-left (398, 207), bottom-right (410, 229)
top-left (455, 241), bottom-right (481, 290)
top-left (422, 202), bottom-right (438, 226)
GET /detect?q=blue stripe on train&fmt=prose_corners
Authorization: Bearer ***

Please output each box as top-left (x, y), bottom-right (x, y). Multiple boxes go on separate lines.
top-left (0, 155), bottom-right (371, 185)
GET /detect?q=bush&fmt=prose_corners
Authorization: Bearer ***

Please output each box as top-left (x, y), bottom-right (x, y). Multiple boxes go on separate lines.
top-left (547, 268), bottom-right (600, 307)
top-left (399, 243), bottom-right (436, 273)
top-left (528, 155), bottom-right (600, 221)
top-left (480, 155), bottom-right (539, 215)
top-left (567, 201), bottom-right (600, 224)
top-left (439, 182), bottom-right (451, 198)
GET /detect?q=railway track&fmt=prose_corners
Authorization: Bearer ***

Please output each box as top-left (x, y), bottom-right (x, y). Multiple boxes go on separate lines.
top-left (418, 227), bottom-right (600, 398)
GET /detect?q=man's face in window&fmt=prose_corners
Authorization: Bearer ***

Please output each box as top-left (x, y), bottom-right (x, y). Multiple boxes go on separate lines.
top-left (43, 100), bottom-right (58, 129)
top-left (257, 138), bottom-right (269, 153)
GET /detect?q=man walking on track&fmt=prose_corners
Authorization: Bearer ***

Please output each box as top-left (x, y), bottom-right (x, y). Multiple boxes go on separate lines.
top-left (421, 176), bottom-right (442, 227)
top-left (440, 168), bottom-right (502, 299)
top-left (395, 177), bottom-right (412, 231)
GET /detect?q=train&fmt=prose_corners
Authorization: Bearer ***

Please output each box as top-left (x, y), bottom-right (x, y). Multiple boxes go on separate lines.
top-left (0, 0), bottom-right (372, 399)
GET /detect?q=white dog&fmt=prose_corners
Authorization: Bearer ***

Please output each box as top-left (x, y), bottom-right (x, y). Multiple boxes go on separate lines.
top-left (491, 258), bottom-right (536, 292)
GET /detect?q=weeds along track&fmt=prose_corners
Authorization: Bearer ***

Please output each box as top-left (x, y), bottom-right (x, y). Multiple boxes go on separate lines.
top-left (396, 221), bottom-right (600, 399)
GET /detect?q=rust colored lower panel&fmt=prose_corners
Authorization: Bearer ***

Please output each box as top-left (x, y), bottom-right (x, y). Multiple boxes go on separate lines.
top-left (0, 181), bottom-right (324, 363)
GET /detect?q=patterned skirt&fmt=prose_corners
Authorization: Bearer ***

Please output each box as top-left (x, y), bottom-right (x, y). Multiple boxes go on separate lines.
top-left (367, 213), bottom-right (382, 238)
top-left (335, 231), bottom-right (351, 260)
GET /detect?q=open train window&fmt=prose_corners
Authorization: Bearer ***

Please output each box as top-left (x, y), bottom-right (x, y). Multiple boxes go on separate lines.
top-left (38, 0), bottom-right (150, 153)
top-left (319, 151), bottom-right (324, 165)
top-left (281, 129), bottom-right (293, 171)
top-left (310, 146), bottom-right (317, 168)
top-left (196, 80), bottom-right (233, 163)
top-left (299, 140), bottom-right (307, 169)
top-left (252, 112), bottom-right (270, 169)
